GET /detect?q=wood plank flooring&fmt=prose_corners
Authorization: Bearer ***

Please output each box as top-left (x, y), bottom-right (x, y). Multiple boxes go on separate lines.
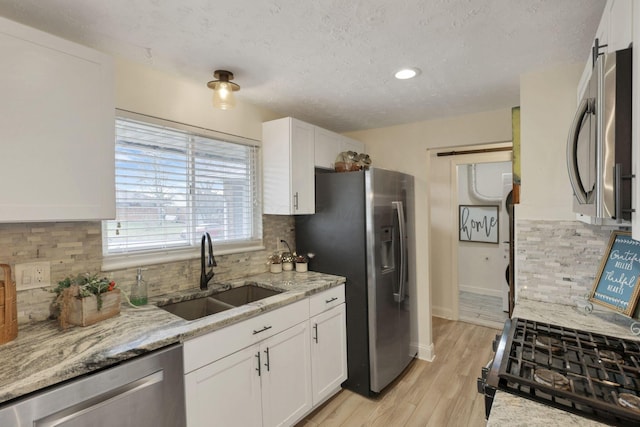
top-left (296, 317), bottom-right (499, 427)
top-left (459, 291), bottom-right (508, 329)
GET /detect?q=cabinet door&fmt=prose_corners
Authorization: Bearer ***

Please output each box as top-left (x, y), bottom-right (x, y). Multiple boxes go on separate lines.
top-left (291, 120), bottom-right (315, 214)
top-left (263, 117), bottom-right (315, 214)
top-left (314, 127), bottom-right (342, 170)
top-left (261, 323), bottom-right (312, 427)
top-left (310, 304), bottom-right (347, 405)
top-left (184, 345), bottom-right (262, 427)
top-left (0, 17), bottom-right (115, 222)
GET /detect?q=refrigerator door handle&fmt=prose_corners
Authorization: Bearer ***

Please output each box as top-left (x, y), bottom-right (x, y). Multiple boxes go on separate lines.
top-left (392, 201), bottom-right (406, 303)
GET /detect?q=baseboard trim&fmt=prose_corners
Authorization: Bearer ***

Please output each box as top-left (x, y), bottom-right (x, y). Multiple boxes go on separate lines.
top-left (414, 341), bottom-right (435, 362)
top-left (459, 285), bottom-right (503, 299)
top-left (432, 306), bottom-right (452, 319)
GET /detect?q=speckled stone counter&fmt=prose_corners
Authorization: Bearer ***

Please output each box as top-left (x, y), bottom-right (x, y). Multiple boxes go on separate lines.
top-left (0, 271), bottom-right (345, 406)
top-left (487, 298), bottom-right (640, 427)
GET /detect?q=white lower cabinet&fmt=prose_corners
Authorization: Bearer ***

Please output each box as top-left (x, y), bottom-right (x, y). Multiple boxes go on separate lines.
top-left (310, 303), bottom-right (347, 405)
top-left (261, 323), bottom-right (312, 427)
top-left (183, 285), bottom-right (346, 426)
top-left (185, 323), bottom-right (311, 427)
top-left (185, 345), bottom-right (262, 427)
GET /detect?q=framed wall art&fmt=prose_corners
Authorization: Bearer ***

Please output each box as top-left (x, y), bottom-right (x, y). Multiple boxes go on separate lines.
top-left (590, 231), bottom-right (640, 317)
top-left (458, 205), bottom-right (499, 244)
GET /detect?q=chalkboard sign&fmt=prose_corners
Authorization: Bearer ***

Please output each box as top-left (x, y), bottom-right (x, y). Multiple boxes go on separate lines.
top-left (590, 231), bottom-right (640, 316)
top-left (458, 205), bottom-right (499, 244)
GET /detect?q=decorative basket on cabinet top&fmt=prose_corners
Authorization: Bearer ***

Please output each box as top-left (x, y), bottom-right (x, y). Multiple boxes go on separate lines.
top-left (0, 264), bottom-right (18, 345)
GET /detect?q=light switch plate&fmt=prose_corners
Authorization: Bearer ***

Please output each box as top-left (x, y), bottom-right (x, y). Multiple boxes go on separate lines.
top-left (15, 261), bottom-right (51, 290)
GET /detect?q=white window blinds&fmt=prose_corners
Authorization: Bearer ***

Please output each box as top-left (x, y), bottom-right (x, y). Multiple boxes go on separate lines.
top-left (103, 116), bottom-right (262, 257)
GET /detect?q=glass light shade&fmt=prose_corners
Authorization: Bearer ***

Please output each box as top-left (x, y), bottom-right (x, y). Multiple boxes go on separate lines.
top-left (212, 81), bottom-right (236, 110)
top-left (394, 68), bottom-right (420, 79)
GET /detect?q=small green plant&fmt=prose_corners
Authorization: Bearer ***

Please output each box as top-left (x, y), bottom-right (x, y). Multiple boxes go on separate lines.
top-left (53, 274), bottom-right (117, 311)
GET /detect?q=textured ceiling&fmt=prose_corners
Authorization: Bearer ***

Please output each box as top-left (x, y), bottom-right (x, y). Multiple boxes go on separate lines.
top-left (0, 0), bottom-right (606, 132)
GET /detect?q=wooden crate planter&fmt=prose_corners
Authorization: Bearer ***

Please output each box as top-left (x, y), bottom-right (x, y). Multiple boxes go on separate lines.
top-left (67, 289), bottom-right (121, 327)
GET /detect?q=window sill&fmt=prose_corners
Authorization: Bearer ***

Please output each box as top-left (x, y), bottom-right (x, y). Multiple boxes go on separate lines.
top-left (102, 242), bottom-right (265, 271)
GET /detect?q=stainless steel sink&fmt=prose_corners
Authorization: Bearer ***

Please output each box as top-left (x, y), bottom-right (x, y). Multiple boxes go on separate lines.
top-left (212, 284), bottom-right (282, 306)
top-left (159, 284), bottom-right (282, 321)
top-left (160, 297), bottom-right (235, 321)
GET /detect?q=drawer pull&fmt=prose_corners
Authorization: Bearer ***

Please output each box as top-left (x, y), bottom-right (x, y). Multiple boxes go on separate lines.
top-left (253, 325), bottom-right (273, 335)
top-left (325, 297), bottom-right (338, 304)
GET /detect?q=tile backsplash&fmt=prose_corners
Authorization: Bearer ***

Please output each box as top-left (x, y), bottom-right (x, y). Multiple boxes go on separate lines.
top-left (0, 215), bottom-right (294, 324)
top-left (516, 219), bottom-right (626, 307)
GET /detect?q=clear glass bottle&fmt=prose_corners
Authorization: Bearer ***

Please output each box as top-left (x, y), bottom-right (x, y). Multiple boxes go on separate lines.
top-left (130, 268), bottom-right (148, 306)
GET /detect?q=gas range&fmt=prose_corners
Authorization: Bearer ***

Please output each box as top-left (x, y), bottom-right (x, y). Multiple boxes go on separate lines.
top-left (478, 318), bottom-right (640, 426)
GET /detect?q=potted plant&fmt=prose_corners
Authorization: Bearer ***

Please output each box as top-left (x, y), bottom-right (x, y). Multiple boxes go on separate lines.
top-left (281, 252), bottom-right (294, 271)
top-left (294, 254), bottom-right (308, 272)
top-left (267, 253), bottom-right (282, 273)
top-left (53, 273), bottom-right (120, 329)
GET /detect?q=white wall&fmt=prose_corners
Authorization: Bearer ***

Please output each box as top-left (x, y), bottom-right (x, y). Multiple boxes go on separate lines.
top-left (517, 63), bottom-right (583, 220)
top-left (345, 109), bottom-right (512, 360)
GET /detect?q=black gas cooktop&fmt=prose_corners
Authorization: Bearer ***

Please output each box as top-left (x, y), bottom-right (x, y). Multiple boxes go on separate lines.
top-left (479, 318), bottom-right (640, 426)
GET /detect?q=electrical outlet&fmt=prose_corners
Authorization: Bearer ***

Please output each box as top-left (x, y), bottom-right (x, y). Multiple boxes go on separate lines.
top-left (15, 261), bottom-right (51, 290)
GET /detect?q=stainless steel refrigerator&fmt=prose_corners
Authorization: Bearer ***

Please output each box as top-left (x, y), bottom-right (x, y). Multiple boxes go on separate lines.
top-left (295, 167), bottom-right (416, 396)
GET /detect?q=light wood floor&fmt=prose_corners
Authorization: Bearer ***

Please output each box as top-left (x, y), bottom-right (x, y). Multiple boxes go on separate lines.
top-left (296, 317), bottom-right (499, 427)
top-left (459, 291), bottom-right (508, 330)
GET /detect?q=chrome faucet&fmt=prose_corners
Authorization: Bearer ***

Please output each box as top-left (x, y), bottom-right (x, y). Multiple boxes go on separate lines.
top-left (200, 232), bottom-right (217, 290)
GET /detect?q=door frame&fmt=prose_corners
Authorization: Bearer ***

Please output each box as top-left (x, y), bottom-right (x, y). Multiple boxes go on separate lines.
top-left (428, 143), bottom-right (512, 321)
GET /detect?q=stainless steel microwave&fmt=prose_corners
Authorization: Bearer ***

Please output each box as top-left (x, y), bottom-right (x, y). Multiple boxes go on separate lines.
top-left (566, 47), bottom-right (632, 225)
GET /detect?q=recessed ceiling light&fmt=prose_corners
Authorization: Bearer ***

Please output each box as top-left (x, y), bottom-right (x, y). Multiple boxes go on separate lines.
top-left (395, 68), bottom-right (420, 80)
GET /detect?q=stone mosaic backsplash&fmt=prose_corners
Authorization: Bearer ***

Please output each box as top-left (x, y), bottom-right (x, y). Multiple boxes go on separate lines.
top-left (515, 219), bottom-right (640, 318)
top-left (0, 215), bottom-right (294, 324)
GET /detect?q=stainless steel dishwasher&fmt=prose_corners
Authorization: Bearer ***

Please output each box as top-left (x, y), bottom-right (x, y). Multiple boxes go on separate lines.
top-left (0, 344), bottom-right (185, 427)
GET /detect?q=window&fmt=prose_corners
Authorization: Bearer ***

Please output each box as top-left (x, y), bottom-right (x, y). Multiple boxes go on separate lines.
top-left (102, 112), bottom-right (262, 269)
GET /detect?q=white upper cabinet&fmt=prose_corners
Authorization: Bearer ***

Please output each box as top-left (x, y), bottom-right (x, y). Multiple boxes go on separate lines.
top-left (0, 17), bottom-right (115, 222)
top-left (579, 0), bottom-right (633, 102)
top-left (263, 117), bottom-right (366, 215)
top-left (263, 117), bottom-right (315, 215)
top-left (315, 129), bottom-right (366, 171)
top-left (314, 127), bottom-right (342, 170)
top-left (341, 135), bottom-right (365, 154)
top-left (607, 0), bottom-right (633, 52)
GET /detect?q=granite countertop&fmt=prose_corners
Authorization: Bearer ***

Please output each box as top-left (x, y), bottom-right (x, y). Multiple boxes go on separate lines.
top-left (487, 298), bottom-right (640, 427)
top-left (0, 270), bottom-right (345, 406)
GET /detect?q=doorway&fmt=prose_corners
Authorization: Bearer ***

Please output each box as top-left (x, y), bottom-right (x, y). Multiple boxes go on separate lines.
top-left (428, 143), bottom-right (512, 327)
top-left (456, 162), bottom-right (511, 328)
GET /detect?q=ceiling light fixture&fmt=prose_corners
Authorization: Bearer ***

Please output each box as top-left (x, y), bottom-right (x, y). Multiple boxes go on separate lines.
top-left (207, 70), bottom-right (240, 110)
top-left (394, 68), bottom-right (420, 80)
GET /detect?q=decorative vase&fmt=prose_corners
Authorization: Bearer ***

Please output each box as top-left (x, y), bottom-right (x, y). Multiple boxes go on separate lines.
top-left (295, 262), bottom-right (308, 272)
top-left (282, 262), bottom-right (293, 271)
top-left (270, 263), bottom-right (282, 273)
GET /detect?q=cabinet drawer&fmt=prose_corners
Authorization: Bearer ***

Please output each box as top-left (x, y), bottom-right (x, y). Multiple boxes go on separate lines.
top-left (184, 299), bottom-right (309, 373)
top-left (309, 285), bottom-right (345, 317)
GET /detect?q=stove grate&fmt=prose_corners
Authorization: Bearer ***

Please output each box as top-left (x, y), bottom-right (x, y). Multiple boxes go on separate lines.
top-left (497, 318), bottom-right (640, 426)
